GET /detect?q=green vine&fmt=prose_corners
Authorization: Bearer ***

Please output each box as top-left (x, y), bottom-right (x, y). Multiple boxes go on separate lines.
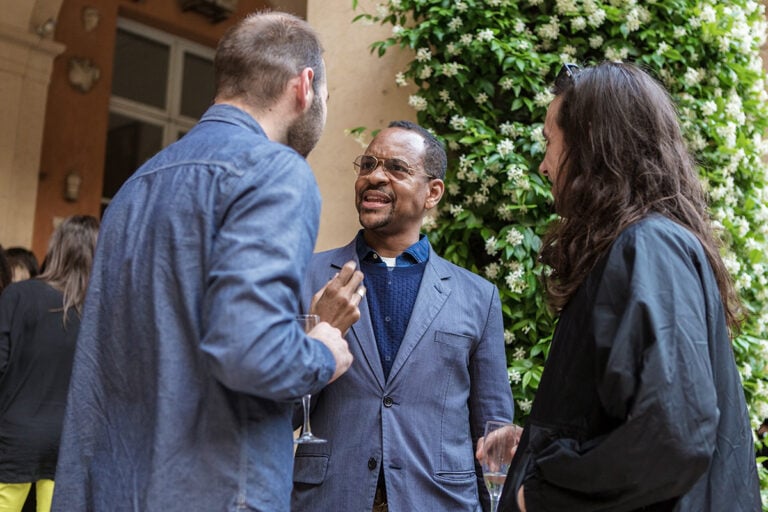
top-left (353, 0), bottom-right (768, 503)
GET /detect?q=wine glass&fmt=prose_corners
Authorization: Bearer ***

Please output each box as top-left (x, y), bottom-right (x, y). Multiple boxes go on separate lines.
top-left (295, 314), bottom-right (327, 444)
top-left (481, 420), bottom-right (518, 512)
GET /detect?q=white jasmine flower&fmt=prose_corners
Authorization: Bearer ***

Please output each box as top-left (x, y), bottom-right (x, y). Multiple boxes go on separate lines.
top-left (700, 100), bottom-right (717, 117)
top-left (589, 35), bottom-right (604, 48)
top-left (555, 0), bottom-right (577, 14)
top-left (438, 90), bottom-right (451, 101)
top-left (506, 228), bottom-right (524, 246)
top-left (509, 369), bottom-right (522, 384)
top-left (513, 347), bottom-right (526, 360)
top-left (699, 5), bottom-right (716, 24)
top-left (448, 17), bottom-right (463, 32)
top-left (571, 16), bottom-right (587, 31)
top-left (485, 262), bottom-right (501, 280)
top-left (450, 115), bottom-right (468, 130)
top-left (500, 122), bottom-right (517, 136)
top-left (537, 16), bottom-right (560, 40)
top-left (447, 182), bottom-right (460, 195)
top-left (376, 4), bottom-right (389, 18)
top-left (534, 90), bottom-right (554, 107)
top-left (392, 25), bottom-right (404, 35)
top-left (456, 0), bottom-right (468, 11)
top-left (442, 62), bottom-right (461, 77)
top-left (683, 67), bottom-right (702, 87)
top-left (460, 33), bottom-right (473, 45)
top-left (497, 139), bottom-right (515, 157)
top-left (588, 9), bottom-right (606, 27)
top-left (497, 205), bottom-right (514, 220)
top-left (504, 330), bottom-right (516, 345)
top-left (419, 66), bottom-right (433, 79)
top-left (415, 47), bottom-right (432, 62)
top-left (500, 77), bottom-right (514, 90)
top-left (517, 398), bottom-right (532, 413)
top-left (449, 204), bottom-right (464, 217)
top-left (514, 20), bottom-right (526, 33)
top-left (486, 236), bottom-right (499, 256)
top-left (408, 95), bottom-right (428, 111)
top-left (478, 29), bottom-right (495, 42)
top-left (475, 92), bottom-right (489, 105)
top-left (395, 72), bottom-right (408, 87)
top-left (446, 42), bottom-right (461, 56)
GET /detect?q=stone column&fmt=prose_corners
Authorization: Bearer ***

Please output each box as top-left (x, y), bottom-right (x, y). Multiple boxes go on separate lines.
top-left (0, 10), bottom-right (64, 248)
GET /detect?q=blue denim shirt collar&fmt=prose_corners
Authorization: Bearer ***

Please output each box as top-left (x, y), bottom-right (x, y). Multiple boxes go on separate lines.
top-left (355, 229), bottom-right (431, 267)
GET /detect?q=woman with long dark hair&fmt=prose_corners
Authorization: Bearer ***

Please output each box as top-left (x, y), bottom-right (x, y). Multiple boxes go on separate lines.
top-left (498, 62), bottom-right (759, 511)
top-left (0, 215), bottom-right (99, 512)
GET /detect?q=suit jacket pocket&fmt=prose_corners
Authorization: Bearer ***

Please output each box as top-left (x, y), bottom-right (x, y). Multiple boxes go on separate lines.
top-left (434, 331), bottom-right (473, 350)
top-left (293, 453), bottom-right (329, 485)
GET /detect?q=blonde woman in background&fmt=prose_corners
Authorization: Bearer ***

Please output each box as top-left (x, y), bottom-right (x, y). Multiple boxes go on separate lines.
top-left (0, 215), bottom-right (99, 512)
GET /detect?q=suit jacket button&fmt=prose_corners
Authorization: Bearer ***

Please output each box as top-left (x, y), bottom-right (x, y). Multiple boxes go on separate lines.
top-left (368, 457), bottom-right (378, 470)
top-left (383, 396), bottom-right (394, 407)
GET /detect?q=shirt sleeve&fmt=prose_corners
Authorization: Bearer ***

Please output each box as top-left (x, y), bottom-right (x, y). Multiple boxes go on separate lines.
top-left (200, 150), bottom-right (335, 401)
top-left (524, 225), bottom-right (719, 511)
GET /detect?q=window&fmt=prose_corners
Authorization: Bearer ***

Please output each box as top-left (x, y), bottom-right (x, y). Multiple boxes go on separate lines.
top-left (102, 19), bottom-right (215, 210)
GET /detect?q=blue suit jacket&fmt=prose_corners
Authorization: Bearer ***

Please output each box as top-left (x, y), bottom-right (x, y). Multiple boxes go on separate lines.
top-left (292, 239), bottom-right (514, 511)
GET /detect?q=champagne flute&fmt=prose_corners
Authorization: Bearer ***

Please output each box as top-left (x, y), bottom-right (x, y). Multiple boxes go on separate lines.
top-left (295, 314), bottom-right (326, 444)
top-left (481, 420), bottom-right (518, 512)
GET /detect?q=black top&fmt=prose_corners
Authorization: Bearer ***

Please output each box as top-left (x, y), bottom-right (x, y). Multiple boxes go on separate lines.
top-left (499, 215), bottom-right (761, 512)
top-left (0, 279), bottom-right (80, 482)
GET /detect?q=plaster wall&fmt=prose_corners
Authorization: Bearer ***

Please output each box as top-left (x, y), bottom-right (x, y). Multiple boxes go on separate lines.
top-left (306, 0), bottom-right (416, 251)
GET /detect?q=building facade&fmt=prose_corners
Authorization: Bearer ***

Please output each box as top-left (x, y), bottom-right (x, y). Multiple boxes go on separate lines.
top-left (0, 0), bottom-right (414, 259)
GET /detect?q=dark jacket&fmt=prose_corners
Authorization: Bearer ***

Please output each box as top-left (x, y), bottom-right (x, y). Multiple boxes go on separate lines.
top-left (500, 215), bottom-right (760, 512)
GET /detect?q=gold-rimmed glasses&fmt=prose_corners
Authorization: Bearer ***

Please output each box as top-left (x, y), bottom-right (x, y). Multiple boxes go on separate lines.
top-left (353, 155), bottom-right (436, 181)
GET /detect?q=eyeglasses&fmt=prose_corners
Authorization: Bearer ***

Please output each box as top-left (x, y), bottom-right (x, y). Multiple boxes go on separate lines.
top-left (353, 155), bottom-right (435, 181)
top-left (554, 63), bottom-right (581, 90)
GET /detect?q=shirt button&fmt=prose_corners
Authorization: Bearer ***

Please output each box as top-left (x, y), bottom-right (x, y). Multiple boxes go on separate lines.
top-left (368, 457), bottom-right (378, 470)
top-left (383, 396), bottom-right (394, 407)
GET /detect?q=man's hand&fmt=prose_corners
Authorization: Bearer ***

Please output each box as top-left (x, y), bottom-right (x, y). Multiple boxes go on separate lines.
top-left (308, 321), bottom-right (353, 383)
top-left (310, 260), bottom-right (365, 335)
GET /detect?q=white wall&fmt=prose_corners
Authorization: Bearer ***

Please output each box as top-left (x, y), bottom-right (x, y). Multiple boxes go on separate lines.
top-left (307, 0), bottom-right (416, 251)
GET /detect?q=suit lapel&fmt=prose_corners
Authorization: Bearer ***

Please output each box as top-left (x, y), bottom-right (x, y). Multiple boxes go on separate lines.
top-left (386, 253), bottom-right (451, 384)
top-left (329, 244), bottom-right (386, 390)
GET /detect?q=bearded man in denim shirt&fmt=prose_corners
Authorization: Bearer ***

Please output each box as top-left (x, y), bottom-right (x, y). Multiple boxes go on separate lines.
top-left (51, 12), bottom-right (354, 512)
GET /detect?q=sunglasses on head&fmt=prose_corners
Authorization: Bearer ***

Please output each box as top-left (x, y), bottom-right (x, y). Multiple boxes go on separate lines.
top-left (554, 63), bottom-right (581, 90)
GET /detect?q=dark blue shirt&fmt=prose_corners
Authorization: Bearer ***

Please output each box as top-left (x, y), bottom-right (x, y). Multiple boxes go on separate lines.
top-left (355, 231), bottom-right (429, 378)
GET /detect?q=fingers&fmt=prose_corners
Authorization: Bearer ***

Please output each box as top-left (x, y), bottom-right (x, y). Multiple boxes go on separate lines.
top-left (352, 285), bottom-right (366, 306)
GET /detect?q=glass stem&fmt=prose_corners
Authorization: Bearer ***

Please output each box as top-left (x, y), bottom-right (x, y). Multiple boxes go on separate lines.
top-left (301, 394), bottom-right (313, 436)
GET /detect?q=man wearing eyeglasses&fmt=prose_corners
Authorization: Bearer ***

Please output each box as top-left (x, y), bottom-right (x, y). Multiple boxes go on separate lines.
top-left (291, 120), bottom-right (514, 512)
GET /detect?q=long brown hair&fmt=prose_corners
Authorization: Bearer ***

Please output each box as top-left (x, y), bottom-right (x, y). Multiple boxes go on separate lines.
top-left (38, 215), bottom-right (99, 321)
top-left (539, 62), bottom-right (741, 331)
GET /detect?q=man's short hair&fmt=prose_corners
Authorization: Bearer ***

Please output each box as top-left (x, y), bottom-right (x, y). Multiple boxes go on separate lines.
top-left (387, 120), bottom-right (447, 179)
top-left (215, 12), bottom-right (324, 108)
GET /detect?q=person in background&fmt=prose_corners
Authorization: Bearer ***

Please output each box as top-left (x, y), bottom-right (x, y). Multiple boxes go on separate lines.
top-left (0, 248), bottom-right (10, 295)
top-left (5, 247), bottom-right (40, 283)
top-left (292, 121), bottom-right (513, 512)
top-left (51, 11), bottom-right (353, 512)
top-left (498, 61), bottom-right (760, 512)
top-left (0, 215), bottom-right (99, 512)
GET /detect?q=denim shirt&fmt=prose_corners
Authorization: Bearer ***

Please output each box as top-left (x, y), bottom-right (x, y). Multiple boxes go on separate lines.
top-left (52, 104), bottom-right (335, 512)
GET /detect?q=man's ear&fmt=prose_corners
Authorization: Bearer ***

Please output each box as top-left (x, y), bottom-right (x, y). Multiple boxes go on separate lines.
top-left (425, 178), bottom-right (445, 210)
top-left (295, 67), bottom-right (315, 113)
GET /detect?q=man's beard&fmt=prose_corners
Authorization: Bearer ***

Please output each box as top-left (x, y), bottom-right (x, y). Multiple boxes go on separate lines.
top-left (286, 93), bottom-right (324, 158)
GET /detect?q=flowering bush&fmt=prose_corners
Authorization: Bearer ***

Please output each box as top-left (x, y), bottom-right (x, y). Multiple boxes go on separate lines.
top-left (353, 0), bottom-right (768, 499)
